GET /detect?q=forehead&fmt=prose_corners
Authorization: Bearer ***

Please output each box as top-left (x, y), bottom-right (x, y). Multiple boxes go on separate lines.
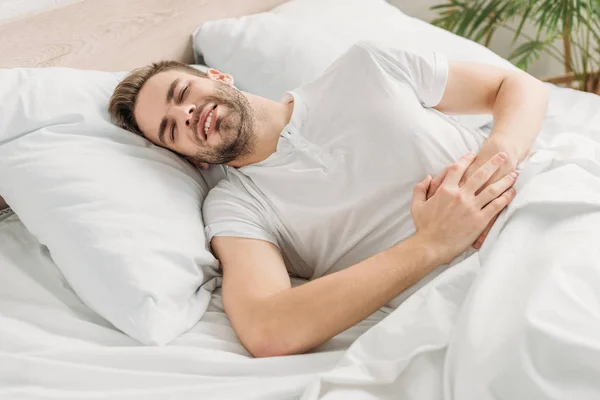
top-left (134, 69), bottom-right (196, 143)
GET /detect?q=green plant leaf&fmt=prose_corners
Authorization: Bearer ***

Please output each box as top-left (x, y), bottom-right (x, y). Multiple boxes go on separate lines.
top-left (430, 2), bottom-right (469, 31)
top-left (472, 0), bottom-right (506, 42)
top-left (476, 3), bottom-right (510, 45)
top-left (430, 0), bottom-right (599, 77)
top-left (509, 40), bottom-right (547, 70)
top-left (465, 1), bottom-right (490, 37)
top-left (512, 7), bottom-right (533, 44)
top-left (533, 0), bottom-right (562, 37)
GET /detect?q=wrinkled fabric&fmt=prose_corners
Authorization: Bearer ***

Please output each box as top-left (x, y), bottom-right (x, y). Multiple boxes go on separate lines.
top-left (302, 86), bottom-right (600, 399)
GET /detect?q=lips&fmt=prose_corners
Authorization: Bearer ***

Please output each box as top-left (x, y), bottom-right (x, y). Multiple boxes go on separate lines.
top-left (196, 103), bottom-right (216, 140)
top-left (205, 105), bottom-right (218, 139)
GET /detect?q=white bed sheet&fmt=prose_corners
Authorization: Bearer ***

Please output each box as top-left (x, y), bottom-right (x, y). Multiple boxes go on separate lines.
top-left (2, 84), bottom-right (599, 400)
top-left (0, 212), bottom-right (388, 400)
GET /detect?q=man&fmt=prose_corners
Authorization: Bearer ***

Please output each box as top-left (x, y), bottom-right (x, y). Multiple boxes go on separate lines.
top-left (109, 42), bottom-right (548, 357)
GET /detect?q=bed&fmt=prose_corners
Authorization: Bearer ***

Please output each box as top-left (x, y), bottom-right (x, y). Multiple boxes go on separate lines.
top-left (0, 1), bottom-right (384, 399)
top-left (2, 1), bottom-right (600, 399)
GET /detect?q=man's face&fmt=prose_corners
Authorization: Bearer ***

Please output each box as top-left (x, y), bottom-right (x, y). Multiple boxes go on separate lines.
top-left (134, 68), bottom-right (255, 165)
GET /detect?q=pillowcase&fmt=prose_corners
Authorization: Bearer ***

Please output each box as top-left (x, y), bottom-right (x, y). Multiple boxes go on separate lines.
top-left (0, 66), bottom-right (221, 345)
top-left (193, 0), bottom-right (519, 129)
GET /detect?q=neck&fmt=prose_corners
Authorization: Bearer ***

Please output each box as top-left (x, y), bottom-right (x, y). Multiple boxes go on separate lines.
top-left (227, 92), bottom-right (293, 168)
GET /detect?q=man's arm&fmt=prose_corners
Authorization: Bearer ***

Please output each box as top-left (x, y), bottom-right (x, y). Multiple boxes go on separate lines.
top-left (215, 234), bottom-right (437, 358)
top-left (0, 196), bottom-right (7, 211)
top-left (435, 59), bottom-right (548, 164)
top-left (213, 152), bottom-right (517, 358)
top-left (430, 60), bottom-right (548, 248)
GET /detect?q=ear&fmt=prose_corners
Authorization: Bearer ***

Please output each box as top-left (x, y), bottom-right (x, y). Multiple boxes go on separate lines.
top-left (206, 68), bottom-right (234, 86)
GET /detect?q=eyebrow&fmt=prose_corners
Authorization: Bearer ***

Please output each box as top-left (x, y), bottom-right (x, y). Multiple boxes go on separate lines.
top-left (166, 78), bottom-right (180, 104)
top-left (157, 78), bottom-right (180, 145)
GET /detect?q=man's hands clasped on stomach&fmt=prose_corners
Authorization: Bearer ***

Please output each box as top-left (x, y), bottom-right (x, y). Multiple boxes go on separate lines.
top-left (411, 151), bottom-right (517, 265)
top-left (426, 139), bottom-right (520, 249)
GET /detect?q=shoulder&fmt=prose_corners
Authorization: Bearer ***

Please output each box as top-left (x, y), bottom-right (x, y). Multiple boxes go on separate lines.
top-left (202, 171), bottom-right (265, 218)
top-left (318, 41), bottom-right (396, 80)
top-left (349, 41), bottom-right (437, 66)
top-left (296, 41), bottom-right (382, 95)
top-left (328, 41), bottom-right (379, 67)
top-left (203, 173), bottom-right (247, 209)
top-left (202, 170), bottom-right (278, 245)
top-left (343, 41), bottom-right (391, 61)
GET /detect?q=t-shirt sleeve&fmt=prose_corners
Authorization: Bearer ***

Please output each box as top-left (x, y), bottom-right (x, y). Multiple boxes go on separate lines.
top-left (202, 181), bottom-right (278, 247)
top-left (357, 42), bottom-right (449, 107)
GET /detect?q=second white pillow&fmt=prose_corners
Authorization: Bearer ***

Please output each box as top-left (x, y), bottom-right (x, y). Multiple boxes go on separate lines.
top-left (193, 0), bottom-right (518, 129)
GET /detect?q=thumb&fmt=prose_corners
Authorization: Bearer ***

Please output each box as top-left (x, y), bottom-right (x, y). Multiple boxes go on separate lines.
top-left (412, 175), bottom-right (432, 206)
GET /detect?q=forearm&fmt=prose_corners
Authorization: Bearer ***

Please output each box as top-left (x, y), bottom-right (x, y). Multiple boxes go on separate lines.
top-left (488, 72), bottom-right (549, 162)
top-left (0, 196), bottom-right (7, 211)
top-left (251, 234), bottom-right (440, 356)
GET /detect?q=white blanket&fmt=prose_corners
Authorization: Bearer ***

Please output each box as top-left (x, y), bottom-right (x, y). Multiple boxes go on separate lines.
top-left (302, 85), bottom-right (600, 399)
top-left (447, 139), bottom-right (600, 400)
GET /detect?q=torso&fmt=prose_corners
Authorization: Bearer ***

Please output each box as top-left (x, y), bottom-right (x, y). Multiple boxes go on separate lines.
top-left (229, 45), bottom-right (487, 286)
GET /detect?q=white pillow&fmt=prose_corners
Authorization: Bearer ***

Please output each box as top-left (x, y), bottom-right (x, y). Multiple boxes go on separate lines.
top-left (0, 67), bottom-right (221, 345)
top-left (193, 0), bottom-right (518, 129)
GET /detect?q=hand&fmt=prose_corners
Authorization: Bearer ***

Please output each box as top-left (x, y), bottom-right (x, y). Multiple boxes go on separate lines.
top-left (411, 151), bottom-right (518, 265)
top-left (461, 138), bottom-right (518, 191)
top-left (427, 140), bottom-right (519, 249)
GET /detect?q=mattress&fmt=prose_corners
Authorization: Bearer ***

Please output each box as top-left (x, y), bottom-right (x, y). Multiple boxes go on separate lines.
top-left (2, 84), bottom-right (600, 400)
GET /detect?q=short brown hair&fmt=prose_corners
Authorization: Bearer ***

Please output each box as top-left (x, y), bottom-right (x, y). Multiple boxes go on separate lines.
top-left (108, 61), bottom-right (207, 137)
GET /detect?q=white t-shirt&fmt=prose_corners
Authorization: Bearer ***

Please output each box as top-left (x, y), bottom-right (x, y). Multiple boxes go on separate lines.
top-left (203, 42), bottom-right (488, 304)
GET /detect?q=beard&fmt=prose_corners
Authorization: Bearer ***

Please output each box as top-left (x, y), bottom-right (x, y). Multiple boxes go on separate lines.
top-left (190, 82), bottom-right (255, 165)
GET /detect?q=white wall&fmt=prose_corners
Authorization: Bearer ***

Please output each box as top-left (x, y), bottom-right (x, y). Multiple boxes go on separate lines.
top-left (0, 0), bottom-right (79, 23)
top-left (388, 0), bottom-right (565, 78)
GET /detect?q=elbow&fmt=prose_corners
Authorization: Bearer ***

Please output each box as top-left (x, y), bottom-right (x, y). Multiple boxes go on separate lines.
top-left (517, 71), bottom-right (549, 100)
top-left (529, 74), bottom-right (550, 113)
top-left (243, 327), bottom-right (303, 358)
top-left (539, 79), bottom-right (550, 106)
top-left (247, 342), bottom-right (291, 359)
top-left (527, 71), bottom-right (549, 96)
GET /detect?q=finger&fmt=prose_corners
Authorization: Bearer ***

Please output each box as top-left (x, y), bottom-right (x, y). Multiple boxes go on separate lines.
top-left (459, 158), bottom-right (479, 188)
top-left (412, 175), bottom-right (432, 207)
top-left (472, 216), bottom-right (497, 249)
top-left (476, 170), bottom-right (519, 208)
top-left (463, 152), bottom-right (508, 195)
top-left (475, 168), bottom-right (507, 196)
top-left (427, 168), bottom-right (448, 200)
top-left (482, 187), bottom-right (516, 221)
top-left (445, 152), bottom-right (477, 187)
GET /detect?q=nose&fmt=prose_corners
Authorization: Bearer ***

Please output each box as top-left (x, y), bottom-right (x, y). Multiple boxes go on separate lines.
top-left (171, 103), bottom-right (196, 132)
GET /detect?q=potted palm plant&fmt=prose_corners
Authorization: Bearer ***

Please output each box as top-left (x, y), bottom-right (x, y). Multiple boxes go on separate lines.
top-left (430, 0), bottom-right (600, 94)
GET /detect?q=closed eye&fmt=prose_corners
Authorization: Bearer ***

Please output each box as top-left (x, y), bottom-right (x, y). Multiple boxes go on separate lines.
top-left (178, 85), bottom-right (189, 104)
top-left (171, 121), bottom-right (176, 143)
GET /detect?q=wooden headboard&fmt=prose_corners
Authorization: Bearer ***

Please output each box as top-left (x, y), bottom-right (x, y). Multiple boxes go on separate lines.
top-left (0, 0), bottom-right (287, 71)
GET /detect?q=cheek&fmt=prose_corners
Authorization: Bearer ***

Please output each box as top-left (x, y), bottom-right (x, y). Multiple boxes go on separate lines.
top-left (191, 82), bottom-right (214, 102)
